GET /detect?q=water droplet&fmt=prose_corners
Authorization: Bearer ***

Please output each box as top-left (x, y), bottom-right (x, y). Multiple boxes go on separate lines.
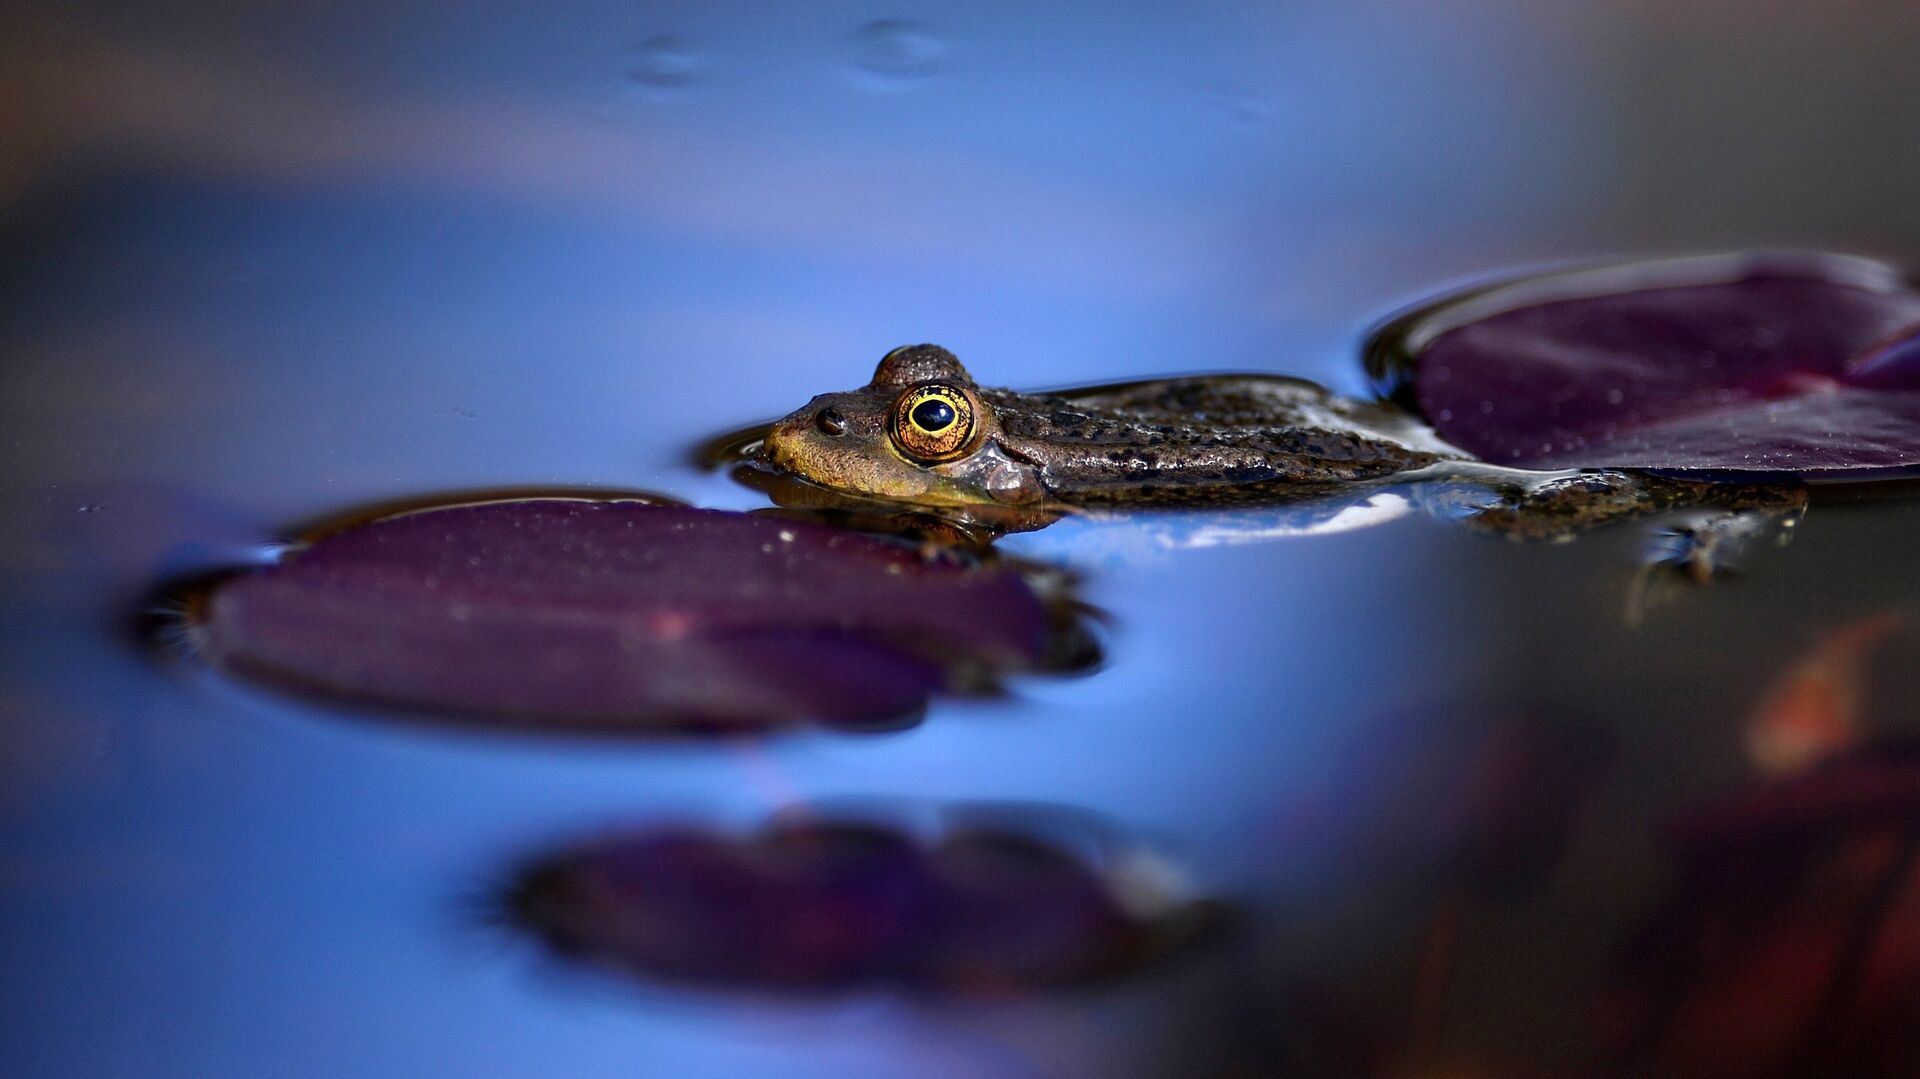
top-left (627, 34), bottom-right (703, 97)
top-left (845, 19), bottom-right (944, 89)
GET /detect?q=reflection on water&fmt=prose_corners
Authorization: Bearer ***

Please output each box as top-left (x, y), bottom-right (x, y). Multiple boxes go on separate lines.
top-left (626, 35), bottom-right (705, 98)
top-left (1744, 610), bottom-right (1903, 776)
top-left (7, 2), bottom-right (1920, 1077)
top-left (508, 806), bottom-right (1217, 994)
top-left (843, 20), bottom-right (946, 90)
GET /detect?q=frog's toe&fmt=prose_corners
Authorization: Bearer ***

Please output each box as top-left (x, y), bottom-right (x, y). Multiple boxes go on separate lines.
top-left (1640, 505), bottom-right (1803, 585)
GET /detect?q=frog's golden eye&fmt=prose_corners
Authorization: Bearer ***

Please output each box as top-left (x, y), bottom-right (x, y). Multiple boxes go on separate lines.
top-left (890, 383), bottom-right (979, 463)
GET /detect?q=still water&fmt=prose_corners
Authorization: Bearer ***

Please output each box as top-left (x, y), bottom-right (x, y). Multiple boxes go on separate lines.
top-left (4, 3), bottom-right (1920, 1076)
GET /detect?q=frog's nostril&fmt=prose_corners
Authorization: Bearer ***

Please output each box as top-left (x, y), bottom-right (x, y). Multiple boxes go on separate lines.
top-left (816, 408), bottom-right (847, 436)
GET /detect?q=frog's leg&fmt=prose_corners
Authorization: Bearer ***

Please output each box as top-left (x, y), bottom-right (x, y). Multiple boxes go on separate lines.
top-left (1415, 469), bottom-right (1809, 581)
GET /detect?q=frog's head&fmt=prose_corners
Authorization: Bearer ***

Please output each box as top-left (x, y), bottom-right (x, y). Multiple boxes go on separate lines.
top-left (762, 345), bottom-right (1047, 507)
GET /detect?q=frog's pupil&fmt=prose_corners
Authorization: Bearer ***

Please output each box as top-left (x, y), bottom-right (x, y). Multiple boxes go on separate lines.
top-left (912, 398), bottom-right (956, 432)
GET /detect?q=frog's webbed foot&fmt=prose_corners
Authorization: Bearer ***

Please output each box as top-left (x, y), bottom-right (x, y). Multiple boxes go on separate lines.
top-left (1623, 500), bottom-right (1806, 623)
top-left (1641, 501), bottom-right (1806, 584)
top-left (1417, 470), bottom-right (1684, 542)
top-left (1416, 466), bottom-right (1808, 590)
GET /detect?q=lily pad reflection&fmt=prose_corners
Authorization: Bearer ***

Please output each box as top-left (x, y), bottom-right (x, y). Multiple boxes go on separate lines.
top-left (194, 497), bottom-right (1094, 734)
top-left (1370, 252), bottom-right (1920, 477)
top-left (506, 812), bottom-right (1216, 993)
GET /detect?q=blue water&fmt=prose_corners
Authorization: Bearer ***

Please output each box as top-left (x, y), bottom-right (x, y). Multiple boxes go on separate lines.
top-left (5, 3), bottom-right (1920, 1076)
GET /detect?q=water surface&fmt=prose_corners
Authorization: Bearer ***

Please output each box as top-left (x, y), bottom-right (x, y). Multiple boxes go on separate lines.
top-left (6, 3), bottom-right (1920, 1076)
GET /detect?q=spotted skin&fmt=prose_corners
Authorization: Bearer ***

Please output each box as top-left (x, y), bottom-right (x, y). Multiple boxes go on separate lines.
top-left (759, 345), bottom-right (1809, 571)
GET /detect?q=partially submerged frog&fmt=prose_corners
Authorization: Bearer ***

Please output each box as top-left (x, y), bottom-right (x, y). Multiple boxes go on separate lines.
top-left (756, 344), bottom-right (1808, 578)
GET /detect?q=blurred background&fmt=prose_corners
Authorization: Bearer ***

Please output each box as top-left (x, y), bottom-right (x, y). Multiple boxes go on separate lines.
top-left (5, 2), bottom-right (1920, 1076)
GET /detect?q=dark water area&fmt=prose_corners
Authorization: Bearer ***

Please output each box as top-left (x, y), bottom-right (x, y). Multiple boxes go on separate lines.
top-left (7, 3), bottom-right (1920, 1077)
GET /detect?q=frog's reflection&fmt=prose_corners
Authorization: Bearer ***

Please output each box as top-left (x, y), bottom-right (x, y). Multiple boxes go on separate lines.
top-left (727, 461), bottom-right (1064, 550)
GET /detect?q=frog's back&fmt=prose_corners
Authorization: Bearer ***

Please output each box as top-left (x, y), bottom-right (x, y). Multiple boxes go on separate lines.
top-left (984, 375), bottom-right (1460, 505)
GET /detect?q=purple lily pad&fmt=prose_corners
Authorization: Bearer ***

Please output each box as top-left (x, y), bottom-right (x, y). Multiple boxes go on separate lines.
top-left (507, 814), bottom-right (1213, 993)
top-left (194, 498), bottom-right (1090, 733)
top-left (1377, 252), bottom-right (1920, 477)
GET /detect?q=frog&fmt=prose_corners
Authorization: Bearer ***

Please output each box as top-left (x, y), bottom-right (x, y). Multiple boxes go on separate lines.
top-left (753, 344), bottom-right (1810, 580)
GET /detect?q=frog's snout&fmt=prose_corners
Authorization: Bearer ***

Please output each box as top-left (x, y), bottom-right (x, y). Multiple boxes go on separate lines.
top-left (762, 401), bottom-right (832, 471)
top-left (760, 412), bottom-right (804, 470)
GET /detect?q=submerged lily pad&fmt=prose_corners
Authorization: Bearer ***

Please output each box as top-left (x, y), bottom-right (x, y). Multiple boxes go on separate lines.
top-left (195, 498), bottom-right (1090, 733)
top-left (1607, 745), bottom-right (1920, 1076)
top-left (507, 814), bottom-right (1214, 992)
top-left (1371, 252), bottom-right (1920, 477)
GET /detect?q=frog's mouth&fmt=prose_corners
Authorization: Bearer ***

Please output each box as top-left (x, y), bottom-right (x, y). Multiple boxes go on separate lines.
top-left (733, 458), bottom-right (1069, 536)
top-left (760, 412), bottom-right (986, 507)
